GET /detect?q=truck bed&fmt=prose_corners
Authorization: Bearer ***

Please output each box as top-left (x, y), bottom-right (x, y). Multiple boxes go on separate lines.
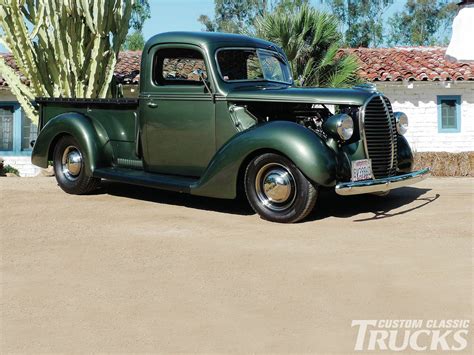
top-left (36, 97), bottom-right (141, 168)
top-left (36, 97), bottom-right (139, 127)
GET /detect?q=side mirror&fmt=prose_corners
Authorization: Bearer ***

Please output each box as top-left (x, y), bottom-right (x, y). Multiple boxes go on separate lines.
top-left (193, 69), bottom-right (212, 94)
top-left (193, 68), bottom-right (204, 77)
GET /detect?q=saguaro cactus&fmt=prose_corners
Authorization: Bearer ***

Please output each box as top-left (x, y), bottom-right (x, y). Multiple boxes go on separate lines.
top-left (0, 0), bottom-right (134, 123)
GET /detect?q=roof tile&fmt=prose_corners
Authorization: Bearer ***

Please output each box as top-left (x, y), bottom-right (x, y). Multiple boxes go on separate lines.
top-left (344, 47), bottom-right (474, 81)
top-left (0, 51), bottom-right (143, 87)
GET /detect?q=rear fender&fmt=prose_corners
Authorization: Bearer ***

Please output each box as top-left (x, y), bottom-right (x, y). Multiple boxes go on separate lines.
top-left (31, 112), bottom-right (112, 175)
top-left (192, 121), bottom-right (337, 198)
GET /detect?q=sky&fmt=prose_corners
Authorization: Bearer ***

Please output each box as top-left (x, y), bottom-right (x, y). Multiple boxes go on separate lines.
top-left (142, 0), bottom-right (404, 41)
top-left (0, 0), bottom-right (439, 53)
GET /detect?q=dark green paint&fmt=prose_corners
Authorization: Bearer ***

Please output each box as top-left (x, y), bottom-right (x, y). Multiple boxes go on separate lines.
top-left (31, 112), bottom-right (113, 174)
top-left (397, 135), bottom-right (414, 173)
top-left (32, 32), bottom-right (415, 199)
top-left (192, 121), bottom-right (338, 198)
top-left (226, 87), bottom-right (373, 106)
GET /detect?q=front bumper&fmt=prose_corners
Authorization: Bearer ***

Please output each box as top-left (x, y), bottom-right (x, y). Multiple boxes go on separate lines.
top-left (335, 168), bottom-right (430, 196)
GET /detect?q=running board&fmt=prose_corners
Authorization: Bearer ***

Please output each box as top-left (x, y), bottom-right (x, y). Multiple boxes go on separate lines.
top-left (93, 167), bottom-right (198, 193)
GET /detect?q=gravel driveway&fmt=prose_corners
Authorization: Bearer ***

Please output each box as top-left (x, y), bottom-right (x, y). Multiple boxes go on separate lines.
top-left (1, 177), bottom-right (472, 353)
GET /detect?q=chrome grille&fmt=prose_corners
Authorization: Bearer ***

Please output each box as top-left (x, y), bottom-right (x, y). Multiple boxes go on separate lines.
top-left (363, 96), bottom-right (398, 179)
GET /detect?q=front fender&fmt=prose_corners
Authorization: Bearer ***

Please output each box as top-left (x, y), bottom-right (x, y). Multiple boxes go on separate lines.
top-left (397, 135), bottom-right (414, 173)
top-left (192, 121), bottom-right (337, 198)
top-left (31, 112), bottom-right (112, 175)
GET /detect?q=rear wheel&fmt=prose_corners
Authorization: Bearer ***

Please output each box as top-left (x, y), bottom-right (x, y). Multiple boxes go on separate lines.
top-left (245, 153), bottom-right (318, 223)
top-left (53, 136), bottom-right (100, 194)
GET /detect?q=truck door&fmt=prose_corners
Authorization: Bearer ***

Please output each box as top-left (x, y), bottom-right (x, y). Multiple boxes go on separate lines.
top-left (140, 45), bottom-right (215, 177)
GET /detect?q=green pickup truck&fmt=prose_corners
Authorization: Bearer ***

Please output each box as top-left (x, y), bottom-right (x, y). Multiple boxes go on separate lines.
top-left (31, 32), bottom-right (429, 223)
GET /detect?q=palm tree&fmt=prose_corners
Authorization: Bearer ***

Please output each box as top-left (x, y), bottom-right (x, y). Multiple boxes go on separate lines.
top-left (252, 5), bottom-right (361, 87)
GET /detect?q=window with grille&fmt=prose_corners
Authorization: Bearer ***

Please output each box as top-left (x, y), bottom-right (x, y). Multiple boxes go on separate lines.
top-left (0, 106), bottom-right (14, 151)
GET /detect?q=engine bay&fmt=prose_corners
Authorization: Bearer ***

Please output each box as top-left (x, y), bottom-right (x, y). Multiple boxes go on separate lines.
top-left (230, 101), bottom-right (361, 144)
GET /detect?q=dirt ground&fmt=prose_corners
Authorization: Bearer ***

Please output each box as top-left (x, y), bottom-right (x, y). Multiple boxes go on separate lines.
top-left (0, 177), bottom-right (472, 353)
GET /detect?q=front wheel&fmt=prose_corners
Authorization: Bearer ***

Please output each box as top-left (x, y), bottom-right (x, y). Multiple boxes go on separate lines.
top-left (244, 153), bottom-right (318, 223)
top-left (53, 135), bottom-right (100, 194)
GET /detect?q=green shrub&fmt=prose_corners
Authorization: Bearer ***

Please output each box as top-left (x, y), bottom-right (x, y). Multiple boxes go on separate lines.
top-left (1, 165), bottom-right (20, 176)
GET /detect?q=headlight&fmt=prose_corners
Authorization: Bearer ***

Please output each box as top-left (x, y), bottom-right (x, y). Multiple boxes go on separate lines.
top-left (337, 115), bottom-right (354, 140)
top-left (394, 112), bottom-right (408, 135)
top-left (323, 114), bottom-right (354, 141)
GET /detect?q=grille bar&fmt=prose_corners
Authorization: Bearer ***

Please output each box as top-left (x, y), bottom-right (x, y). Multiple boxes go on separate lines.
top-left (362, 95), bottom-right (398, 179)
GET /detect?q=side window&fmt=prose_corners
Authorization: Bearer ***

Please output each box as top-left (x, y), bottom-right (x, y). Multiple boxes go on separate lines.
top-left (153, 48), bottom-right (207, 86)
top-left (21, 109), bottom-right (38, 151)
top-left (0, 106), bottom-right (14, 151)
top-left (437, 96), bottom-right (461, 133)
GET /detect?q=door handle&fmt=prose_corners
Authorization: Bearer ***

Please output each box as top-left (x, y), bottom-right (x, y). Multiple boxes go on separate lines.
top-left (147, 102), bottom-right (158, 108)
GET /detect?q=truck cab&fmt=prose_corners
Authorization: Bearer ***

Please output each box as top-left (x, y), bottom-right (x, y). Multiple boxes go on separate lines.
top-left (31, 32), bottom-right (429, 223)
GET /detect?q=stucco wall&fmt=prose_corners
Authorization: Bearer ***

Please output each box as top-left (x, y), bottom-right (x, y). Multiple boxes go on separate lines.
top-left (375, 81), bottom-right (474, 152)
top-left (0, 88), bottom-right (17, 101)
top-left (2, 156), bottom-right (41, 177)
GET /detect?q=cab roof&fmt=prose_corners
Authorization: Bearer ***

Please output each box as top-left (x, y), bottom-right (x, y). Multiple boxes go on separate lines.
top-left (144, 31), bottom-right (282, 54)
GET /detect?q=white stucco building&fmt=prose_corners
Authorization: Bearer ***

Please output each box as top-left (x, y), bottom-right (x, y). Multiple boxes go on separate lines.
top-left (376, 81), bottom-right (473, 152)
top-left (349, 47), bottom-right (474, 153)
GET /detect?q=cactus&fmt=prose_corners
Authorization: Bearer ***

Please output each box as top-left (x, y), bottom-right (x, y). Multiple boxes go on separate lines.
top-left (0, 0), bottom-right (134, 124)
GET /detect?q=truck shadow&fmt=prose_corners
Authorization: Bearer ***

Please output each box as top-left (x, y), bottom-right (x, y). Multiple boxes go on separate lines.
top-left (98, 181), bottom-right (439, 222)
top-left (308, 187), bottom-right (439, 222)
top-left (98, 181), bottom-right (255, 216)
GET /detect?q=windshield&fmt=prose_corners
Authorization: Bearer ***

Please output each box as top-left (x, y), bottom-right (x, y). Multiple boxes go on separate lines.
top-left (216, 48), bottom-right (292, 85)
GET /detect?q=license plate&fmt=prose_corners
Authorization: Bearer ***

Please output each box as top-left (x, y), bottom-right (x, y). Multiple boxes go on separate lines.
top-left (351, 159), bottom-right (373, 182)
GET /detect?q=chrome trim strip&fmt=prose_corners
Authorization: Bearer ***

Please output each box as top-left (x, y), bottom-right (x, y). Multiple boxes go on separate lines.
top-left (140, 94), bottom-right (215, 101)
top-left (359, 93), bottom-right (399, 179)
top-left (358, 93), bottom-right (379, 178)
top-left (381, 95), bottom-right (396, 171)
top-left (335, 168), bottom-right (430, 196)
top-left (140, 94), bottom-right (227, 101)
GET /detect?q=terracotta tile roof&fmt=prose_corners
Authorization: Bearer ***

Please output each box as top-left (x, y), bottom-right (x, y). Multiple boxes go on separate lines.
top-left (0, 53), bottom-right (26, 87)
top-left (2, 47), bottom-right (474, 87)
top-left (114, 51), bottom-right (141, 84)
top-left (0, 51), bottom-right (142, 87)
top-left (345, 47), bottom-right (474, 82)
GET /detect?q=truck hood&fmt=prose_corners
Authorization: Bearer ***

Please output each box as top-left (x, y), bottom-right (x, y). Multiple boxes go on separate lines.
top-left (225, 85), bottom-right (375, 106)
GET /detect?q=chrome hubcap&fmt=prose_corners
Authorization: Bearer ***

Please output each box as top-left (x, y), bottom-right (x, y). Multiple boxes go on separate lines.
top-left (255, 163), bottom-right (296, 211)
top-left (61, 146), bottom-right (82, 181)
